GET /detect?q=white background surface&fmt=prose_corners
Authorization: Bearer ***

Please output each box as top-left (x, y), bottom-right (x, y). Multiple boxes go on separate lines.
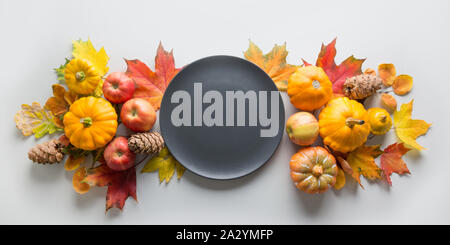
top-left (1, 0), bottom-right (449, 225)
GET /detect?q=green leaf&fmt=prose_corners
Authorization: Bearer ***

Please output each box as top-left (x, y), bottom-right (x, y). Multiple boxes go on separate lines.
top-left (54, 58), bottom-right (70, 83)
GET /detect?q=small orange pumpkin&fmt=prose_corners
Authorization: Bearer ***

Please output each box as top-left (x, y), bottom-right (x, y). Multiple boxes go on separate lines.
top-left (287, 66), bottom-right (333, 111)
top-left (63, 96), bottom-right (118, 150)
top-left (290, 146), bottom-right (338, 194)
top-left (319, 97), bottom-right (370, 153)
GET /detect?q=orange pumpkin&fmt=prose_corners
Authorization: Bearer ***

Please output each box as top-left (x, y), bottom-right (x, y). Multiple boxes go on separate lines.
top-left (290, 146), bottom-right (338, 194)
top-left (319, 97), bottom-right (370, 153)
top-left (287, 66), bottom-right (333, 111)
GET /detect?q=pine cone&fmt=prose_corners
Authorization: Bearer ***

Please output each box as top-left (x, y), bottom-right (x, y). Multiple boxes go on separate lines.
top-left (28, 139), bottom-right (65, 164)
top-left (343, 74), bottom-right (382, 100)
top-left (128, 132), bottom-right (164, 154)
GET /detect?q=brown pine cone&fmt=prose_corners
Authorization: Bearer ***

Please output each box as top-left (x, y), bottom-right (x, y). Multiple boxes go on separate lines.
top-left (343, 74), bottom-right (382, 100)
top-left (128, 132), bottom-right (164, 154)
top-left (28, 139), bottom-right (65, 164)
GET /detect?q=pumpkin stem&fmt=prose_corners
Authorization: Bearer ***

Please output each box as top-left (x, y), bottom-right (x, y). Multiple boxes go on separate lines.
top-left (75, 71), bottom-right (86, 82)
top-left (345, 118), bottom-right (365, 128)
top-left (380, 115), bottom-right (387, 123)
top-left (312, 80), bottom-right (321, 89)
top-left (80, 117), bottom-right (93, 128)
top-left (312, 165), bottom-right (323, 177)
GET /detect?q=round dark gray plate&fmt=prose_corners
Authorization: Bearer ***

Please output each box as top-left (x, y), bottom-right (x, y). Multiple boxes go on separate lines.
top-left (160, 55), bottom-right (284, 180)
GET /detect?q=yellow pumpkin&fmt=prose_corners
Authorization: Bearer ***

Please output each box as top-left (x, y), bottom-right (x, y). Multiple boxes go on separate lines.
top-left (367, 108), bottom-right (392, 135)
top-left (290, 146), bottom-right (338, 194)
top-left (287, 66), bottom-right (333, 111)
top-left (63, 97), bottom-right (117, 150)
top-left (65, 58), bottom-right (102, 95)
top-left (319, 97), bottom-right (370, 153)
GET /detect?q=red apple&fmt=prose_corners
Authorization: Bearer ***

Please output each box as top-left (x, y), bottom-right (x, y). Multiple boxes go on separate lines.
top-left (102, 72), bottom-right (135, 104)
top-left (286, 112), bottom-right (319, 146)
top-left (121, 98), bottom-right (156, 132)
top-left (104, 137), bottom-right (136, 171)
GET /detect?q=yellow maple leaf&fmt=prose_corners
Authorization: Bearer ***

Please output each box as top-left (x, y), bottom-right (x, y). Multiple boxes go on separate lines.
top-left (244, 40), bottom-right (296, 91)
top-left (141, 147), bottom-right (185, 183)
top-left (393, 100), bottom-right (431, 150)
top-left (346, 145), bottom-right (383, 188)
top-left (14, 102), bottom-right (61, 138)
top-left (72, 39), bottom-right (109, 77)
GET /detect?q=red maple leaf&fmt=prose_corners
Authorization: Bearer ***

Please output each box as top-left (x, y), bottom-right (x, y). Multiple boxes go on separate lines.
top-left (125, 42), bottom-right (182, 111)
top-left (303, 38), bottom-right (365, 94)
top-left (380, 143), bottom-right (411, 185)
top-left (84, 165), bottom-right (137, 212)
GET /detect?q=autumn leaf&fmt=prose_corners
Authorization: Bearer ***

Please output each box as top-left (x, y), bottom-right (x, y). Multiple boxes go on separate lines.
top-left (72, 39), bottom-right (109, 77)
top-left (14, 102), bottom-right (62, 138)
top-left (243, 40), bottom-right (297, 91)
top-left (346, 145), bottom-right (383, 188)
top-left (83, 165), bottom-right (137, 212)
top-left (380, 143), bottom-right (411, 185)
top-left (45, 84), bottom-right (78, 127)
top-left (142, 147), bottom-right (185, 183)
top-left (126, 42), bottom-right (181, 110)
top-left (336, 156), bottom-right (353, 175)
top-left (393, 75), bottom-right (413, 95)
top-left (54, 58), bottom-right (70, 83)
top-left (303, 38), bottom-right (365, 94)
top-left (380, 93), bottom-right (397, 113)
top-left (65, 155), bottom-right (85, 171)
top-left (334, 168), bottom-right (346, 190)
top-left (73, 167), bottom-right (90, 194)
top-left (393, 100), bottom-right (431, 150)
top-left (378, 64), bottom-right (396, 87)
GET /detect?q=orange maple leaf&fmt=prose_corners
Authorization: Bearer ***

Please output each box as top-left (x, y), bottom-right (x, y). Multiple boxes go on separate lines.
top-left (380, 143), bottom-right (411, 185)
top-left (125, 42), bottom-right (182, 111)
top-left (303, 38), bottom-right (365, 94)
top-left (244, 40), bottom-right (297, 91)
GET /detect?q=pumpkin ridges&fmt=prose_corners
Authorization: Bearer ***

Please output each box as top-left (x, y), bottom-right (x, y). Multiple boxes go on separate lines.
top-left (287, 66), bottom-right (333, 111)
top-left (319, 97), bottom-right (370, 153)
top-left (290, 146), bottom-right (338, 194)
top-left (64, 97), bottom-right (117, 150)
top-left (65, 59), bottom-right (101, 95)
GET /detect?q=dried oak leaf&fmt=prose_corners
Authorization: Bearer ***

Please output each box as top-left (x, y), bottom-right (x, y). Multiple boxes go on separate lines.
top-left (380, 143), bottom-right (411, 185)
top-left (243, 40), bottom-right (297, 91)
top-left (142, 147), bottom-right (185, 183)
top-left (346, 145), bottom-right (383, 188)
top-left (14, 102), bottom-right (62, 138)
top-left (125, 43), bottom-right (181, 111)
top-left (303, 38), bottom-right (365, 94)
top-left (378, 63), bottom-right (396, 87)
top-left (45, 84), bottom-right (78, 127)
top-left (393, 75), bottom-right (413, 95)
top-left (83, 165), bottom-right (137, 212)
top-left (73, 167), bottom-right (90, 194)
top-left (393, 100), bottom-right (431, 151)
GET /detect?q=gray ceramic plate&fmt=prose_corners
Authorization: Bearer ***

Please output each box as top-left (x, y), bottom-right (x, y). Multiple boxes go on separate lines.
top-left (160, 55), bottom-right (284, 180)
